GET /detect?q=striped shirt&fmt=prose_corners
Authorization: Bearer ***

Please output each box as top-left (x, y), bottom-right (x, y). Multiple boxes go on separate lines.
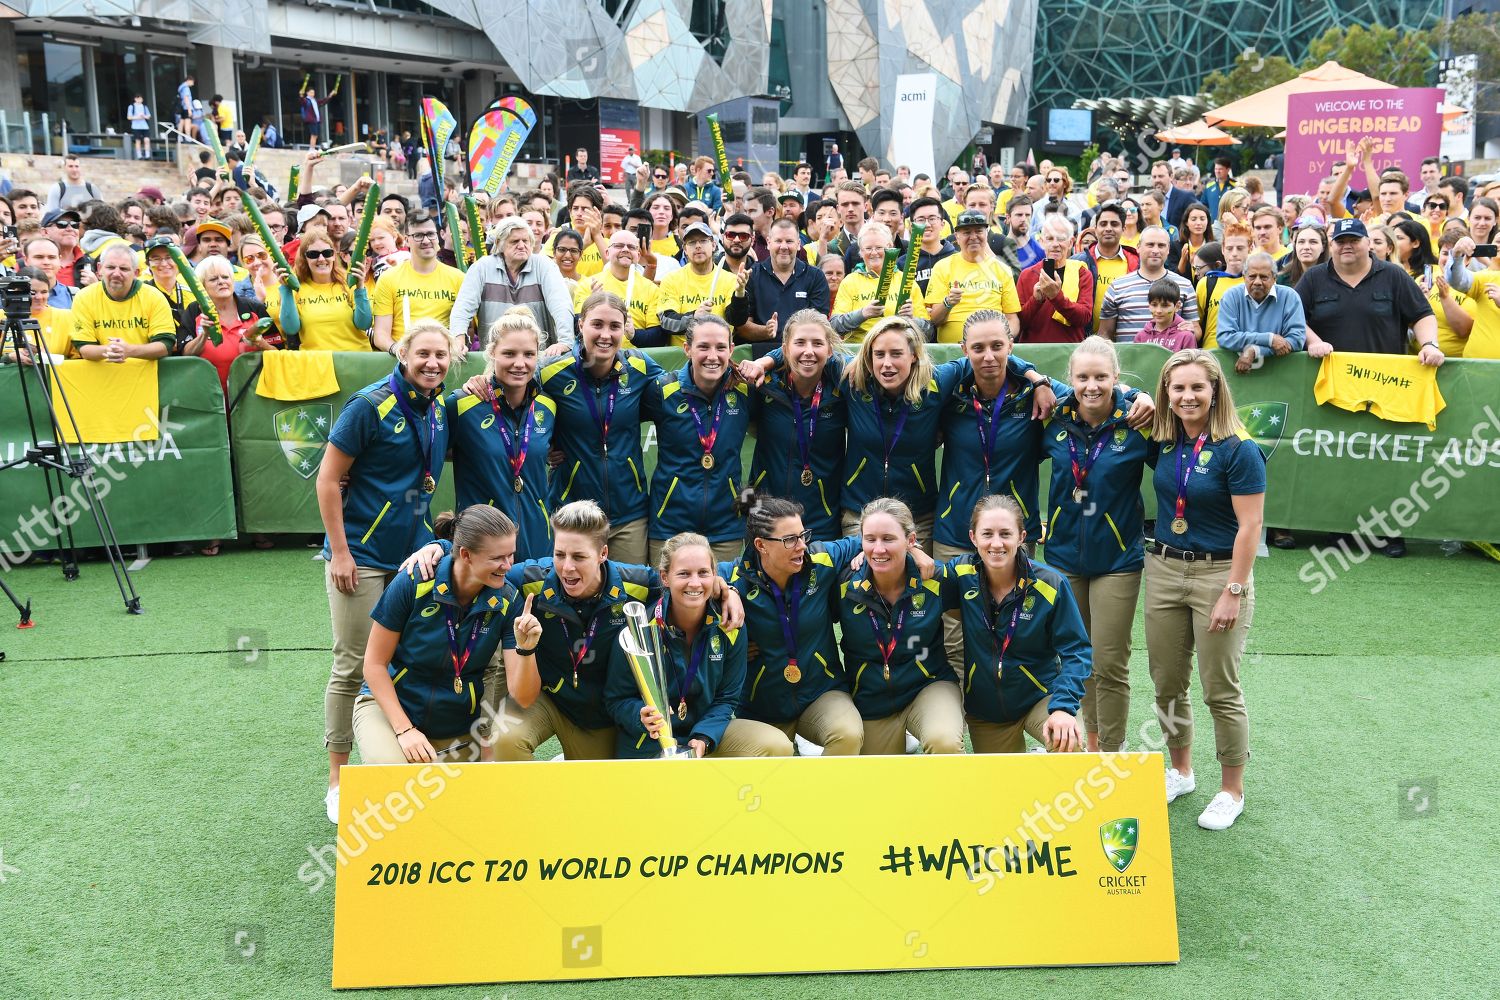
top-left (1100, 269), bottom-right (1198, 343)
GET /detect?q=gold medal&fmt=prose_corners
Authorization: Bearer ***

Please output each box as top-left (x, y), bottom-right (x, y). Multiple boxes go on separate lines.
top-left (421, 473), bottom-right (436, 494)
top-left (453, 677), bottom-right (463, 694)
top-left (784, 663), bottom-right (801, 683)
top-left (1171, 516), bottom-right (1188, 535)
top-left (513, 475), bottom-right (525, 493)
top-left (701, 453), bottom-right (715, 470)
top-left (677, 699), bottom-right (688, 721)
top-left (1071, 486), bottom-right (1085, 504)
top-left (882, 665), bottom-right (891, 682)
top-left (800, 468), bottom-right (814, 487)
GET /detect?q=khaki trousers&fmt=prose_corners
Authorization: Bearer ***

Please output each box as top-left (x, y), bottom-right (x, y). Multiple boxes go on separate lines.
top-left (1066, 570), bottom-right (1143, 752)
top-left (1143, 553), bottom-right (1253, 767)
top-left (841, 509), bottom-right (935, 555)
top-left (860, 680), bottom-right (965, 755)
top-left (352, 694), bottom-right (482, 764)
top-left (608, 517), bottom-right (648, 567)
top-left (711, 718), bottom-right (795, 757)
top-left (932, 541), bottom-right (969, 678)
top-left (968, 696), bottom-right (1051, 754)
top-left (647, 537), bottom-right (743, 569)
top-left (324, 563), bottom-right (393, 754)
top-left (490, 691), bottom-right (617, 761)
top-left (767, 689), bottom-right (865, 755)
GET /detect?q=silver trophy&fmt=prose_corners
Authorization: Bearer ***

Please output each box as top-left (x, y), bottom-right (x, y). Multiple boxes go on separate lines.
top-left (617, 601), bottom-right (690, 758)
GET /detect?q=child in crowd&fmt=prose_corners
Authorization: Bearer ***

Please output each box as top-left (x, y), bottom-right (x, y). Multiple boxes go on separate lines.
top-left (1135, 277), bottom-right (1199, 352)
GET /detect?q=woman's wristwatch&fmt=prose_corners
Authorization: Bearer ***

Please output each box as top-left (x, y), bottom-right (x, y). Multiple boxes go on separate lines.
top-left (1226, 582), bottom-right (1246, 596)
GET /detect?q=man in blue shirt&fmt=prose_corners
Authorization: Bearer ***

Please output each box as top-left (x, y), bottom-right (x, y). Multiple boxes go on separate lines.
top-left (1216, 252), bottom-right (1307, 374)
top-left (177, 75), bottom-right (195, 138)
top-left (724, 218), bottom-right (830, 357)
top-left (1201, 156), bottom-right (1235, 220)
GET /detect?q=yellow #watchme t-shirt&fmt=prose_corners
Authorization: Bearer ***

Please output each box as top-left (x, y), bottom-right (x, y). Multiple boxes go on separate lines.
top-left (656, 265), bottom-right (735, 345)
top-left (69, 281), bottom-right (177, 350)
top-left (265, 280), bottom-right (371, 352)
top-left (371, 261), bottom-right (465, 342)
top-left (925, 253), bottom-right (1020, 343)
top-left (1457, 270), bottom-right (1500, 359)
top-left (833, 266), bottom-right (932, 342)
top-left (572, 268), bottom-right (660, 332)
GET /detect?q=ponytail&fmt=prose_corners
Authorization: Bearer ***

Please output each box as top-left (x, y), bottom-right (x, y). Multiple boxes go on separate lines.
top-left (432, 504), bottom-right (518, 549)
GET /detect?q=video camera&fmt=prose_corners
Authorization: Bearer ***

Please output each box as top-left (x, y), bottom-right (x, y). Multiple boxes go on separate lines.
top-left (1, 274), bottom-right (34, 320)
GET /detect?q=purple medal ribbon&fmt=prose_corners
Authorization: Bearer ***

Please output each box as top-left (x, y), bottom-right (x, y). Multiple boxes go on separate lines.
top-left (791, 381), bottom-right (823, 484)
top-left (970, 379), bottom-right (1010, 485)
top-left (879, 400), bottom-right (909, 476)
top-left (1173, 432), bottom-right (1209, 526)
top-left (765, 574), bottom-right (804, 671)
top-left (444, 603), bottom-right (489, 692)
top-left (866, 601), bottom-right (907, 680)
top-left (576, 358), bottom-right (618, 455)
top-left (655, 598), bottom-right (711, 717)
top-left (491, 391), bottom-right (535, 485)
top-left (387, 371), bottom-right (438, 487)
top-left (687, 388), bottom-right (725, 463)
top-left (558, 609), bottom-right (604, 688)
top-left (1066, 425), bottom-right (1110, 497)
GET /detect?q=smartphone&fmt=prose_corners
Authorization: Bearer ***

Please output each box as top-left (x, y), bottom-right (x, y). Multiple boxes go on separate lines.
top-left (2, 225), bottom-right (15, 240)
top-left (1042, 259), bottom-right (1057, 278)
top-left (1473, 244), bottom-right (1498, 258)
top-left (633, 222), bottom-right (651, 246)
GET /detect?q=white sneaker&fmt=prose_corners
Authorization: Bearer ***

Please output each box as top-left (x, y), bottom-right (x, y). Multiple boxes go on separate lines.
top-left (1197, 791), bottom-right (1245, 830)
top-left (794, 735), bottom-right (825, 757)
top-left (904, 732), bottom-right (921, 754)
top-left (324, 786), bottom-right (339, 824)
top-left (1165, 767), bottom-right (1196, 803)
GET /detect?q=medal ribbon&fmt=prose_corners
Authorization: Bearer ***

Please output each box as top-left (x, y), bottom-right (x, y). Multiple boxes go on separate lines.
top-left (879, 400), bottom-right (909, 474)
top-left (687, 389), bottom-right (725, 465)
top-left (970, 379), bottom-right (1010, 483)
top-left (491, 391), bottom-right (534, 484)
top-left (1173, 431), bottom-right (1209, 524)
top-left (791, 380), bottom-right (823, 484)
top-left (444, 604), bottom-right (488, 691)
top-left (992, 588), bottom-right (1024, 674)
top-left (765, 573), bottom-right (804, 672)
top-left (1067, 424), bottom-right (1110, 496)
top-left (655, 598), bottom-right (711, 718)
top-left (388, 371), bottom-right (437, 487)
top-left (558, 608), bottom-right (604, 688)
top-left (576, 358), bottom-right (619, 454)
top-left (866, 601), bottom-right (908, 678)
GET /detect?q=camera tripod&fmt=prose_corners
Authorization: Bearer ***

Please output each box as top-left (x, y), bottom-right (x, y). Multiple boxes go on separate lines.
top-left (0, 311), bottom-right (143, 619)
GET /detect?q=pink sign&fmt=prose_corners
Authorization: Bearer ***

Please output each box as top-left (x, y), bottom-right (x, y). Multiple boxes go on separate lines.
top-left (1284, 87), bottom-right (1444, 197)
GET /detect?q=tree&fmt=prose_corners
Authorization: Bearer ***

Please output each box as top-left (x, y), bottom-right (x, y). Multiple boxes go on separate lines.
top-left (1302, 24), bottom-right (1435, 87)
top-left (1200, 50), bottom-right (1299, 153)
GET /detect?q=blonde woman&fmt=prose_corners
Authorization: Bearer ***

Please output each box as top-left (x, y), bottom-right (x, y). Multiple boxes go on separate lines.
top-left (449, 306), bottom-right (556, 559)
top-left (1146, 349), bottom-right (1264, 831)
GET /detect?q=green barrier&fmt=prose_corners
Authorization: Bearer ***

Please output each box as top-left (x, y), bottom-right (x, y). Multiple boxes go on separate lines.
top-left (0, 357), bottom-right (235, 548)
top-left (227, 348), bottom-right (1500, 541)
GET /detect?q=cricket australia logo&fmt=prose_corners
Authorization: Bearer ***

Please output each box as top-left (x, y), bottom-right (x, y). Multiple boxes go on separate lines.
top-left (1238, 400), bottom-right (1288, 459)
top-left (276, 403), bottom-right (333, 479)
top-left (1100, 817), bottom-right (1138, 873)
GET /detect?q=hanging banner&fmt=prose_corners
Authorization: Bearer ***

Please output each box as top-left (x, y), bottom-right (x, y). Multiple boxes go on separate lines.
top-left (1284, 87), bottom-right (1444, 197)
top-left (0, 358), bottom-right (235, 551)
top-left (889, 73), bottom-right (938, 182)
top-left (331, 753), bottom-right (1178, 988)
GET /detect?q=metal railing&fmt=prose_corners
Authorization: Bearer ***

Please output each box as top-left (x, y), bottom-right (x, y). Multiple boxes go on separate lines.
top-left (0, 111), bottom-right (51, 154)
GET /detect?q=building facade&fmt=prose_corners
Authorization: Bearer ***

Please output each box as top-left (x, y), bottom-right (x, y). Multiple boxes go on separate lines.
top-left (0, 0), bottom-right (1036, 176)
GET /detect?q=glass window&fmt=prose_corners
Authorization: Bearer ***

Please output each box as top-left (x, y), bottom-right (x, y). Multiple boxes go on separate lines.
top-left (44, 42), bottom-right (90, 134)
top-left (151, 52), bottom-right (188, 136)
top-left (238, 63), bottom-right (277, 137)
top-left (95, 40), bottom-right (143, 134)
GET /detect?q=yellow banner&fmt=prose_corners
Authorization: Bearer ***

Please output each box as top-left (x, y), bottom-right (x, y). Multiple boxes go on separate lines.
top-left (331, 754), bottom-right (1178, 988)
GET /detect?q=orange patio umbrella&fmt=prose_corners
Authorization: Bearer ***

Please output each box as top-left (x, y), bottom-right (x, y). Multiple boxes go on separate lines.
top-left (1204, 60), bottom-right (1465, 129)
top-left (1155, 120), bottom-right (1240, 146)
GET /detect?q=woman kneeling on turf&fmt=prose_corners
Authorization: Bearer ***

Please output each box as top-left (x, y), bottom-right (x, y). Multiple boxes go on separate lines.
top-left (354, 506), bottom-right (541, 765)
top-left (940, 496), bottom-right (1091, 753)
top-left (606, 533), bottom-right (790, 758)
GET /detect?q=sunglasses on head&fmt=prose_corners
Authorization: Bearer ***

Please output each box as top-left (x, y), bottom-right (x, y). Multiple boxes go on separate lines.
top-left (304, 248), bottom-right (336, 260)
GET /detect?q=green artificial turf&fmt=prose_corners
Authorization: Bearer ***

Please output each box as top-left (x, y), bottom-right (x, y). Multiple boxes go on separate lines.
top-left (0, 541), bottom-right (1495, 999)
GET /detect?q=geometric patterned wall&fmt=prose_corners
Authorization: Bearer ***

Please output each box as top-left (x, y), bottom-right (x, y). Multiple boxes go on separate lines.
top-left (825, 0), bottom-right (1038, 174)
top-left (12, 0), bottom-right (273, 52)
top-left (423, 0), bottom-right (773, 112)
top-left (1031, 0), bottom-right (1444, 125)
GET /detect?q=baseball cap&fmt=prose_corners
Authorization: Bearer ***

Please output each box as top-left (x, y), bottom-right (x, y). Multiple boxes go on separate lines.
top-left (297, 204), bottom-right (331, 227)
top-left (192, 220), bottom-right (234, 241)
top-left (41, 209), bottom-right (81, 228)
top-left (143, 235), bottom-right (177, 254)
top-left (955, 209), bottom-right (989, 230)
top-left (778, 191), bottom-right (804, 203)
top-left (680, 221), bottom-right (715, 242)
top-left (1329, 218), bottom-right (1368, 241)
top-left (137, 186), bottom-right (165, 203)
top-left (663, 186), bottom-right (688, 207)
